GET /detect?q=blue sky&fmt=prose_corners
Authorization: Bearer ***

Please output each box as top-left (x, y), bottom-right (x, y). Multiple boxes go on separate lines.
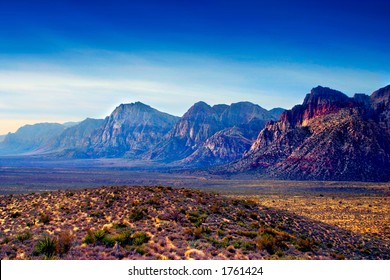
top-left (0, 0), bottom-right (389, 134)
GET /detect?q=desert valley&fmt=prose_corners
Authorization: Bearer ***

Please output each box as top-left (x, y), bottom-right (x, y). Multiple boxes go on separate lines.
top-left (0, 85), bottom-right (389, 260)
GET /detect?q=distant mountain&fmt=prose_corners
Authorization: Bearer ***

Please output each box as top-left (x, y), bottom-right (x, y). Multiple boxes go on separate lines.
top-left (147, 101), bottom-right (279, 166)
top-left (0, 135), bottom-right (5, 143)
top-left (0, 123), bottom-right (66, 155)
top-left (268, 107), bottom-right (286, 120)
top-left (62, 121), bottom-right (80, 128)
top-left (87, 102), bottom-right (179, 158)
top-left (49, 118), bottom-right (104, 158)
top-left (227, 86), bottom-right (390, 181)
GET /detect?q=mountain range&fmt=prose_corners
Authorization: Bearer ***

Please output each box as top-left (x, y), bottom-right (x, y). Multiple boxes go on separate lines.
top-left (1, 85), bottom-right (389, 181)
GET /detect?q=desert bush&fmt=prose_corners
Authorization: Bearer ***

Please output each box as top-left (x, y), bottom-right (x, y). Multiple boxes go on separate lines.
top-left (187, 211), bottom-right (207, 227)
top-left (65, 192), bottom-right (74, 197)
top-left (242, 241), bottom-right (256, 250)
top-left (136, 246), bottom-right (147, 255)
top-left (102, 235), bottom-right (115, 247)
top-left (10, 211), bottom-right (21, 218)
top-left (132, 232), bottom-right (150, 246)
top-left (257, 227), bottom-right (292, 254)
top-left (82, 230), bottom-right (95, 244)
top-left (112, 222), bottom-right (128, 229)
top-left (145, 196), bottom-right (160, 207)
top-left (56, 231), bottom-right (74, 255)
top-left (113, 230), bottom-right (133, 246)
top-left (129, 208), bottom-right (147, 221)
top-left (208, 237), bottom-right (230, 248)
top-left (295, 237), bottom-right (316, 252)
top-left (256, 233), bottom-right (276, 254)
top-left (35, 234), bottom-right (56, 258)
top-left (1, 237), bottom-right (11, 244)
top-left (16, 231), bottom-right (32, 242)
top-left (38, 213), bottom-right (50, 224)
top-left (93, 230), bottom-right (106, 243)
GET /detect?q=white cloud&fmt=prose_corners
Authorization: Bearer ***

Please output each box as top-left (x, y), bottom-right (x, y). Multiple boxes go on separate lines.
top-left (0, 51), bottom-right (388, 134)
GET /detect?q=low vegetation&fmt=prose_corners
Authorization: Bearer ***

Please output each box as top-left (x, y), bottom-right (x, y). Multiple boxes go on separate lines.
top-left (0, 185), bottom-right (388, 260)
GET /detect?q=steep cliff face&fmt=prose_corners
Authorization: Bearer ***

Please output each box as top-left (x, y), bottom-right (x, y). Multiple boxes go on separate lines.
top-left (88, 102), bottom-right (179, 158)
top-left (371, 85), bottom-right (390, 134)
top-left (229, 86), bottom-right (390, 181)
top-left (147, 101), bottom-right (277, 164)
top-left (53, 118), bottom-right (104, 150)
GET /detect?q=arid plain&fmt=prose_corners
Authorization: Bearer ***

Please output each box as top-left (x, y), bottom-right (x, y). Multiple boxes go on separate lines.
top-left (0, 166), bottom-right (388, 260)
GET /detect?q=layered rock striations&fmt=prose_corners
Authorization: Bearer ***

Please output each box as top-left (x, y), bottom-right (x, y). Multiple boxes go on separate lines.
top-left (87, 102), bottom-right (179, 158)
top-left (147, 101), bottom-right (278, 166)
top-left (228, 86), bottom-right (390, 181)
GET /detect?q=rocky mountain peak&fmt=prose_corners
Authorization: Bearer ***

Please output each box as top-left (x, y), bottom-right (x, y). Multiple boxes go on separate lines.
top-left (280, 86), bottom-right (355, 127)
top-left (303, 86), bottom-right (350, 106)
top-left (229, 85), bottom-right (390, 181)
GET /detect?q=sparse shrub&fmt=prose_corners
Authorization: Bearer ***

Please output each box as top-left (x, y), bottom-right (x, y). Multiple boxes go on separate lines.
top-left (136, 245), bottom-right (147, 255)
top-left (187, 211), bottom-right (207, 227)
top-left (275, 250), bottom-right (284, 257)
top-left (38, 213), bottom-right (50, 224)
top-left (104, 199), bottom-right (114, 208)
top-left (242, 241), bottom-right (256, 250)
top-left (129, 208), bottom-right (147, 222)
top-left (82, 230), bottom-right (95, 244)
top-left (217, 229), bottom-right (225, 236)
top-left (237, 221), bottom-right (245, 227)
top-left (257, 233), bottom-right (276, 254)
top-left (113, 230), bottom-right (133, 246)
top-left (295, 237), bottom-right (316, 252)
top-left (231, 239), bottom-right (240, 247)
top-left (35, 234), bottom-right (56, 258)
top-left (10, 211), bottom-right (21, 218)
top-left (1, 237), bottom-right (11, 244)
top-left (65, 192), bottom-right (74, 197)
top-left (102, 235), bottom-right (115, 247)
top-left (132, 232), bottom-right (150, 246)
top-left (26, 221), bottom-right (35, 227)
top-left (56, 231), bottom-right (74, 255)
top-left (145, 197), bottom-right (160, 207)
top-left (16, 231), bottom-right (32, 242)
top-left (210, 204), bottom-right (221, 214)
top-left (208, 237), bottom-right (230, 248)
top-left (93, 230), bottom-right (106, 243)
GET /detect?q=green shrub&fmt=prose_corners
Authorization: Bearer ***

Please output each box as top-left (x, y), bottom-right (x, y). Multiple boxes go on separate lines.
top-left (16, 231), bottom-right (32, 242)
top-left (93, 230), bottom-right (106, 242)
top-left (82, 231), bottom-right (95, 244)
top-left (257, 233), bottom-right (276, 254)
top-left (136, 246), bottom-right (147, 255)
top-left (132, 232), bottom-right (150, 246)
top-left (129, 208), bottom-right (147, 221)
top-left (242, 241), bottom-right (256, 250)
top-left (35, 235), bottom-right (56, 258)
top-left (113, 230), bottom-right (133, 246)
